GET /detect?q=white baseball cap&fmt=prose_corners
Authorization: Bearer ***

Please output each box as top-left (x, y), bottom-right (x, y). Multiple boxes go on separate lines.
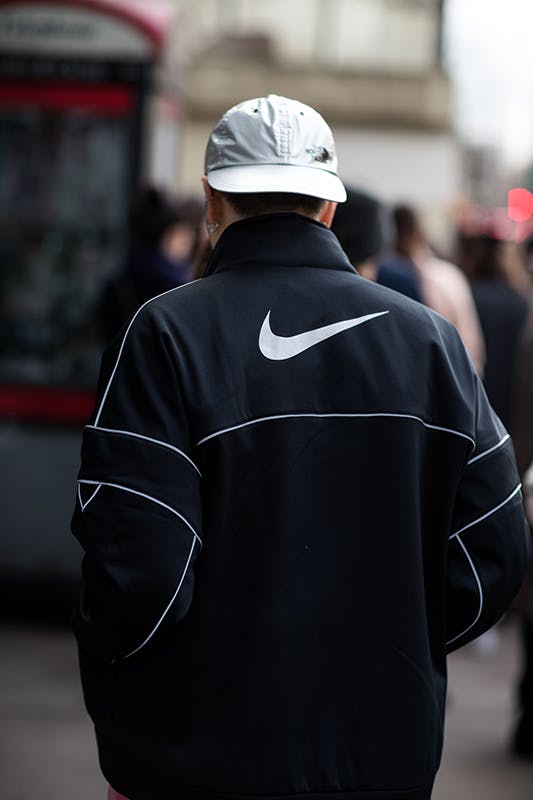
top-left (205, 94), bottom-right (347, 203)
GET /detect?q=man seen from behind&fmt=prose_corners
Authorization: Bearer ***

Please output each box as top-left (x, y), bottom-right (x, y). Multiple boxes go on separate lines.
top-left (72, 95), bottom-right (529, 800)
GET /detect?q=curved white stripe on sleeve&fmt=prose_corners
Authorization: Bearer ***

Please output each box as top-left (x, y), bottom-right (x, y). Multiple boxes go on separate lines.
top-left (86, 425), bottom-right (202, 477)
top-left (449, 483), bottom-right (522, 541)
top-left (122, 535), bottom-right (197, 660)
top-left (196, 412), bottom-right (476, 448)
top-left (93, 280), bottom-right (199, 427)
top-left (467, 434), bottom-right (510, 466)
top-left (77, 482), bottom-right (101, 511)
top-left (78, 479), bottom-right (202, 547)
top-left (446, 535), bottom-right (483, 647)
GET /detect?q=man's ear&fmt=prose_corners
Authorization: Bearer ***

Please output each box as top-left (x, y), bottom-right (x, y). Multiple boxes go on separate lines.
top-left (202, 176), bottom-right (220, 225)
top-left (202, 176), bottom-right (228, 244)
top-left (318, 201), bottom-right (337, 229)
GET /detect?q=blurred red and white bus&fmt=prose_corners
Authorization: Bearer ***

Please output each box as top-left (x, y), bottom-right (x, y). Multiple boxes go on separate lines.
top-left (0, 0), bottom-right (183, 595)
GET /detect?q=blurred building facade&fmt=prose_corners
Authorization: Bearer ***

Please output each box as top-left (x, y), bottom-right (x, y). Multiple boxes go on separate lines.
top-left (175, 0), bottom-right (458, 243)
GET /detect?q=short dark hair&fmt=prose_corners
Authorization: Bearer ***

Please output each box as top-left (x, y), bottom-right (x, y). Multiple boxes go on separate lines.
top-left (393, 204), bottom-right (422, 257)
top-left (223, 192), bottom-right (325, 219)
top-left (331, 186), bottom-right (385, 266)
top-left (129, 186), bottom-right (182, 247)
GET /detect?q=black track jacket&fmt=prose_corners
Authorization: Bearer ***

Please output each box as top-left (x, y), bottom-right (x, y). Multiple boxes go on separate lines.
top-left (72, 214), bottom-right (528, 800)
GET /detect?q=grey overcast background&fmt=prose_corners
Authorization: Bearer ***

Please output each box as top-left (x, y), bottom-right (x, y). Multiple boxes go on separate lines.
top-left (446, 0), bottom-right (533, 168)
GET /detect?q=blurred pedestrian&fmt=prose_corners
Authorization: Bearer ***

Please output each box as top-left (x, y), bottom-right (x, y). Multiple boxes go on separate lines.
top-left (101, 187), bottom-right (202, 341)
top-left (388, 204), bottom-right (485, 375)
top-left (377, 251), bottom-right (423, 302)
top-left (331, 186), bottom-right (422, 300)
top-left (511, 304), bottom-right (533, 761)
top-left (72, 94), bottom-right (528, 800)
top-left (376, 211), bottom-right (423, 302)
top-left (466, 233), bottom-right (529, 432)
top-left (330, 185), bottom-right (385, 279)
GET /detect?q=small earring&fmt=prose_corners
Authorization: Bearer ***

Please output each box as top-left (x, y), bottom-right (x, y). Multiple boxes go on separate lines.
top-left (207, 221), bottom-right (220, 234)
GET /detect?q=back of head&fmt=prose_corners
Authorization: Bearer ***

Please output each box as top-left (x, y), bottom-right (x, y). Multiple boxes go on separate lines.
top-left (129, 186), bottom-right (181, 249)
top-left (393, 204), bottom-right (423, 257)
top-left (331, 186), bottom-right (385, 266)
top-left (204, 94), bottom-right (346, 217)
top-left (466, 235), bottom-right (516, 285)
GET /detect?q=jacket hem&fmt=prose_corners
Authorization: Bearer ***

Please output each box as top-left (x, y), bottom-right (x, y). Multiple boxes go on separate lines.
top-left (99, 746), bottom-right (434, 800)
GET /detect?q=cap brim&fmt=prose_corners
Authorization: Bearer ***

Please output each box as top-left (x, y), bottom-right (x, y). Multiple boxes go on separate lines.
top-left (207, 164), bottom-right (347, 203)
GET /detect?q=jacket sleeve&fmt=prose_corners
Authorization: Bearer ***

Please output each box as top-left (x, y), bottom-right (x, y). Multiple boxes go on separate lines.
top-left (446, 372), bottom-right (529, 653)
top-left (71, 305), bottom-right (202, 663)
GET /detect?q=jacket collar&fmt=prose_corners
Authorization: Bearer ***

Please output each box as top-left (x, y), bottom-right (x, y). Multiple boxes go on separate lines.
top-left (203, 213), bottom-right (355, 277)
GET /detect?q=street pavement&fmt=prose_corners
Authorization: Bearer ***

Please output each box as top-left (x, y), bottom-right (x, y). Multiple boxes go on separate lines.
top-left (433, 621), bottom-right (533, 799)
top-left (1, 620), bottom-right (532, 799)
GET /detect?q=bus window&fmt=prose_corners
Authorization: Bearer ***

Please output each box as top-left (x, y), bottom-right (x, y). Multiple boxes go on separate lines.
top-left (0, 84), bottom-right (135, 392)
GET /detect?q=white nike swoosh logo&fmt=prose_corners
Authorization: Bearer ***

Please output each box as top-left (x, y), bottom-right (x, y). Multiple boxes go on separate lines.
top-left (259, 309), bottom-right (390, 360)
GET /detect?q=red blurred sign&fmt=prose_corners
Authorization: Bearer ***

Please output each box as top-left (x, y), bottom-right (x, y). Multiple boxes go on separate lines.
top-left (507, 188), bottom-right (533, 242)
top-left (0, 82), bottom-right (134, 114)
top-left (0, 386), bottom-right (95, 426)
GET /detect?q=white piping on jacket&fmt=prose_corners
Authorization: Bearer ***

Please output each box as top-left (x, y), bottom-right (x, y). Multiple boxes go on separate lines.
top-left (93, 281), bottom-right (199, 427)
top-left (446, 535), bottom-right (483, 647)
top-left (77, 482), bottom-right (101, 511)
top-left (196, 412), bottom-right (476, 449)
top-left (122, 535), bottom-right (197, 660)
top-left (86, 424), bottom-right (201, 477)
top-left (77, 479), bottom-right (202, 547)
top-left (467, 434), bottom-right (510, 466)
top-left (449, 483), bottom-right (522, 541)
